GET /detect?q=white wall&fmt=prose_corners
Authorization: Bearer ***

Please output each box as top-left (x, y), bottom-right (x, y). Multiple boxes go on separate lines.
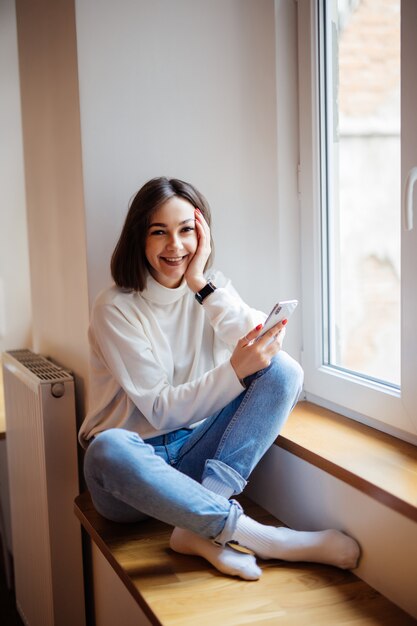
top-left (75, 0), bottom-right (281, 314)
top-left (0, 0), bottom-right (32, 353)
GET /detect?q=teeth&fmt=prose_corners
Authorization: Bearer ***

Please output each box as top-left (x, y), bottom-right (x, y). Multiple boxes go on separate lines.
top-left (164, 257), bottom-right (184, 261)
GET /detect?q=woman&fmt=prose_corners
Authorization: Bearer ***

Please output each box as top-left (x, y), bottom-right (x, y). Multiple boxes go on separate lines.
top-left (79, 177), bottom-right (360, 580)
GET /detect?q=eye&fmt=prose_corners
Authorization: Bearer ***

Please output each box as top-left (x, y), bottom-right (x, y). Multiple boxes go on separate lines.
top-left (181, 226), bottom-right (195, 233)
top-left (149, 229), bottom-right (165, 236)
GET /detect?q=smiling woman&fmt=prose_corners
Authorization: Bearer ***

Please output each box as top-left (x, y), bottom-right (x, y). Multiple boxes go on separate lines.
top-left (78, 176), bottom-right (360, 583)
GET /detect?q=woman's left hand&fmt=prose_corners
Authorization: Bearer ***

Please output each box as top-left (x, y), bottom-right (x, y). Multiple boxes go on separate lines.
top-left (184, 208), bottom-right (212, 293)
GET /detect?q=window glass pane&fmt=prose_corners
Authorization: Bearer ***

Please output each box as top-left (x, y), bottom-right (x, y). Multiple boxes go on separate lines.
top-left (324, 0), bottom-right (401, 386)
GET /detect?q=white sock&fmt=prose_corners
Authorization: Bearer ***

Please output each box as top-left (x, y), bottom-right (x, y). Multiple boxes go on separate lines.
top-left (170, 527), bottom-right (262, 581)
top-left (202, 475), bottom-right (234, 499)
top-left (232, 515), bottom-right (360, 569)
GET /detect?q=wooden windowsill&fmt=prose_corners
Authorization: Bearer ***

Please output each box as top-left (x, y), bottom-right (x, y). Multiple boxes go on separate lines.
top-left (278, 401), bottom-right (417, 522)
top-left (74, 492), bottom-right (416, 626)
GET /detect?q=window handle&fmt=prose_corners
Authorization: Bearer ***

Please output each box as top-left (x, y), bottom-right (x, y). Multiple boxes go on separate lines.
top-left (404, 166), bottom-right (417, 231)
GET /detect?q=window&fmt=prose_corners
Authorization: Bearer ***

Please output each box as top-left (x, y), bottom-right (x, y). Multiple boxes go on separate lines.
top-left (298, 0), bottom-right (417, 444)
top-left (324, 0), bottom-right (400, 386)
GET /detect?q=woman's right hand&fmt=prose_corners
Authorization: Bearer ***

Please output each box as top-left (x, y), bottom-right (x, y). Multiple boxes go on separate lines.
top-left (230, 321), bottom-right (287, 382)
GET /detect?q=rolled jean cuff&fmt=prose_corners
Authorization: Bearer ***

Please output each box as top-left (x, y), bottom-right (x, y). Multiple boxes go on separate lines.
top-left (212, 498), bottom-right (243, 546)
top-left (203, 459), bottom-right (247, 496)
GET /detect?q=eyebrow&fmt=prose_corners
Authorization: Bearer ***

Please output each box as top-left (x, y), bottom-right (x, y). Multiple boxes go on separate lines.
top-left (148, 218), bottom-right (195, 229)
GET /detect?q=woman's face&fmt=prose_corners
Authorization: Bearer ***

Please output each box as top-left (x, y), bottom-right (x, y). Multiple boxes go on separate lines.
top-left (145, 196), bottom-right (198, 288)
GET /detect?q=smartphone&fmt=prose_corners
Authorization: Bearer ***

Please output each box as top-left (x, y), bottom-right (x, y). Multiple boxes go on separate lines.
top-left (255, 300), bottom-right (298, 341)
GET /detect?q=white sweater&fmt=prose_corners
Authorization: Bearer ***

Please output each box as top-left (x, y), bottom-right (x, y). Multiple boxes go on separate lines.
top-left (78, 271), bottom-right (265, 447)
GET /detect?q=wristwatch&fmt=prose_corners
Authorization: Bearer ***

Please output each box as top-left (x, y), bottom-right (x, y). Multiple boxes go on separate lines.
top-left (195, 281), bottom-right (217, 304)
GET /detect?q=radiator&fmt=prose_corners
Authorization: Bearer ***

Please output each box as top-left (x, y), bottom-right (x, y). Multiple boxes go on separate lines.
top-left (2, 349), bottom-right (85, 626)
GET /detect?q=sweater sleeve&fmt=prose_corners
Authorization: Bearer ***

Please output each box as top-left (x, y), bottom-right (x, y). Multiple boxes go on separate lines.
top-left (90, 301), bottom-right (244, 432)
top-left (201, 272), bottom-right (267, 348)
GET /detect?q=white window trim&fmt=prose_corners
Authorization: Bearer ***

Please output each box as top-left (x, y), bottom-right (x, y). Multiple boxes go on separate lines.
top-left (297, 0), bottom-right (417, 445)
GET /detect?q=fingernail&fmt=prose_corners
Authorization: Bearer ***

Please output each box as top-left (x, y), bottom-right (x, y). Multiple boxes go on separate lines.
top-left (282, 319), bottom-right (288, 325)
top-left (256, 324), bottom-right (263, 331)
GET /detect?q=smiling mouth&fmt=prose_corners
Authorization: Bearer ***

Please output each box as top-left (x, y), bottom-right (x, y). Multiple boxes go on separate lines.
top-left (160, 255), bottom-right (188, 266)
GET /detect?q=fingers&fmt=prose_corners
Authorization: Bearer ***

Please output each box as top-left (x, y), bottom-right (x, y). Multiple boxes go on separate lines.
top-left (195, 208), bottom-right (209, 234)
top-left (194, 219), bottom-right (205, 245)
top-left (184, 210), bottom-right (212, 292)
top-left (256, 320), bottom-right (286, 345)
top-left (268, 326), bottom-right (286, 350)
top-left (243, 323), bottom-right (264, 344)
top-left (194, 209), bottom-right (211, 251)
top-left (243, 319), bottom-right (286, 343)
top-left (242, 323), bottom-right (286, 361)
top-left (195, 206), bottom-right (207, 225)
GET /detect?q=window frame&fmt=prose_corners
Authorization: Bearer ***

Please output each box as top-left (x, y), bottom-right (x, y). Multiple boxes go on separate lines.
top-left (297, 0), bottom-right (417, 445)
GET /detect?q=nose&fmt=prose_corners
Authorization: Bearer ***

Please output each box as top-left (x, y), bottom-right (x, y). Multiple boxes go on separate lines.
top-left (166, 232), bottom-right (182, 251)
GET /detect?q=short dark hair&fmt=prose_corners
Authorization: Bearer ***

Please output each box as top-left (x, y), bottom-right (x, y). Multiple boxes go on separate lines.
top-left (111, 177), bottom-right (214, 291)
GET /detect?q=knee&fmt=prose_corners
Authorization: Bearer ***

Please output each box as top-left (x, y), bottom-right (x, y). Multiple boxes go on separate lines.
top-left (282, 351), bottom-right (304, 386)
top-left (84, 428), bottom-right (138, 476)
top-left (269, 351), bottom-right (304, 399)
top-left (88, 427), bottom-right (132, 456)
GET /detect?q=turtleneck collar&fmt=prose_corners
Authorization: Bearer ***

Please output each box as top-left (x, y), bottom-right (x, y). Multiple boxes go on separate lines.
top-left (140, 272), bottom-right (189, 305)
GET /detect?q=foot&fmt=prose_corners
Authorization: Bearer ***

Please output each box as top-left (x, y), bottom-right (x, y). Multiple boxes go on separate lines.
top-left (232, 516), bottom-right (360, 569)
top-left (263, 526), bottom-right (361, 569)
top-left (170, 527), bottom-right (262, 580)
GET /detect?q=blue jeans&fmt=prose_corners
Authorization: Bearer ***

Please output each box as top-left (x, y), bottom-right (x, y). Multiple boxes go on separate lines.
top-left (84, 351), bottom-right (303, 545)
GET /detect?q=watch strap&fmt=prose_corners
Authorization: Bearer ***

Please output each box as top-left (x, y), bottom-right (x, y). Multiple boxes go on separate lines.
top-left (195, 281), bottom-right (216, 304)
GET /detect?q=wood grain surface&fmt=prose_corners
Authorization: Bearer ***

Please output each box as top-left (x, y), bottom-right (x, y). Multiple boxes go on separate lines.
top-left (75, 492), bottom-right (416, 625)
